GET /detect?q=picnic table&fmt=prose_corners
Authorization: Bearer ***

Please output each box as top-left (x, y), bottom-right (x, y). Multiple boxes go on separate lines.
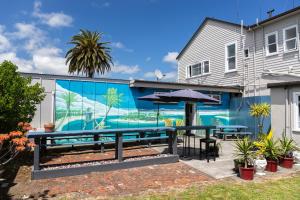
top-left (215, 125), bottom-right (252, 140)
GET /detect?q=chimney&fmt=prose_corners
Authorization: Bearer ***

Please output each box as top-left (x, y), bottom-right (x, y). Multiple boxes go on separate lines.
top-left (267, 9), bottom-right (275, 18)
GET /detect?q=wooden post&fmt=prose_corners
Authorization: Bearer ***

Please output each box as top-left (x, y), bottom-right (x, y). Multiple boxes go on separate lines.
top-left (167, 130), bottom-right (173, 154)
top-left (171, 130), bottom-right (177, 155)
top-left (33, 137), bottom-right (40, 171)
top-left (117, 133), bottom-right (123, 162)
top-left (93, 134), bottom-right (99, 148)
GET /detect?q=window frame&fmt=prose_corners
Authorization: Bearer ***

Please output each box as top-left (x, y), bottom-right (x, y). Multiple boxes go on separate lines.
top-left (293, 92), bottom-right (300, 131)
top-left (225, 41), bottom-right (237, 73)
top-left (204, 94), bottom-right (222, 105)
top-left (283, 25), bottom-right (299, 53)
top-left (244, 48), bottom-right (249, 59)
top-left (186, 60), bottom-right (211, 79)
top-left (202, 60), bottom-right (210, 75)
top-left (265, 31), bottom-right (278, 56)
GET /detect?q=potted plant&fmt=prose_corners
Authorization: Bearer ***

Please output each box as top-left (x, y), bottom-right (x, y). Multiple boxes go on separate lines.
top-left (264, 138), bottom-right (280, 172)
top-left (249, 103), bottom-right (270, 136)
top-left (279, 133), bottom-right (296, 168)
top-left (234, 137), bottom-right (255, 180)
top-left (44, 122), bottom-right (55, 132)
top-left (253, 134), bottom-right (268, 175)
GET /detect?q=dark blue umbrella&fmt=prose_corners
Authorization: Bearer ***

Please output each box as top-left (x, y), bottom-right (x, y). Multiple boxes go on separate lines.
top-left (157, 89), bottom-right (219, 103)
top-left (138, 92), bottom-right (178, 126)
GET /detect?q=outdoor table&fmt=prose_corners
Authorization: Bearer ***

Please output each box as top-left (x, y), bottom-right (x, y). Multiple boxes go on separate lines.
top-left (27, 127), bottom-right (177, 171)
top-left (216, 125), bottom-right (249, 140)
top-left (175, 125), bottom-right (216, 157)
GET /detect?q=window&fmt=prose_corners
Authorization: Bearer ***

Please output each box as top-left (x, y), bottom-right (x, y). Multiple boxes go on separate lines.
top-left (283, 25), bottom-right (298, 52)
top-left (204, 94), bottom-right (221, 105)
top-left (265, 32), bottom-right (278, 56)
top-left (186, 60), bottom-right (210, 78)
top-left (187, 63), bottom-right (202, 78)
top-left (293, 92), bottom-right (300, 131)
top-left (203, 60), bottom-right (210, 74)
top-left (225, 42), bottom-right (237, 72)
top-left (244, 49), bottom-right (249, 59)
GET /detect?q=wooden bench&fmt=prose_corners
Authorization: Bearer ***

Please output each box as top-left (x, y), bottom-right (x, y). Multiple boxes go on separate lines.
top-left (43, 131), bottom-right (168, 152)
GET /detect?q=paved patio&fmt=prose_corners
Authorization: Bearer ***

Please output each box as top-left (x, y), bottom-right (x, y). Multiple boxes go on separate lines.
top-left (1, 146), bottom-right (212, 199)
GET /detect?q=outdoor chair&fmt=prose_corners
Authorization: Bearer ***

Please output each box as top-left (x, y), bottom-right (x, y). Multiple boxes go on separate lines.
top-left (199, 138), bottom-right (217, 162)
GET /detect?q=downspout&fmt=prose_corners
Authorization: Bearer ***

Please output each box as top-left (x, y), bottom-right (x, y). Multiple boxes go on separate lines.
top-left (241, 20), bottom-right (246, 97)
top-left (252, 30), bottom-right (257, 98)
top-left (285, 87), bottom-right (288, 135)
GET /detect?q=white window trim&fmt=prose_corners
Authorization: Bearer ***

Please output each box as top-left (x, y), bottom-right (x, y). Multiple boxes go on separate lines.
top-left (293, 92), bottom-right (300, 132)
top-left (265, 31), bottom-right (278, 56)
top-left (204, 94), bottom-right (222, 105)
top-left (225, 41), bottom-right (237, 73)
top-left (185, 60), bottom-right (211, 79)
top-left (283, 25), bottom-right (299, 53)
top-left (202, 60), bottom-right (210, 75)
top-left (244, 48), bottom-right (250, 59)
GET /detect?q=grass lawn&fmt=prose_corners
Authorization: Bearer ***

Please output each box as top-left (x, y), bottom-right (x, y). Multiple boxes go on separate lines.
top-left (123, 173), bottom-right (300, 200)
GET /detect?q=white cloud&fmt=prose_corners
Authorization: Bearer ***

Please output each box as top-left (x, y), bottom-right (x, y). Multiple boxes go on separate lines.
top-left (0, 52), bottom-right (33, 72)
top-left (33, 1), bottom-right (73, 27)
top-left (111, 41), bottom-right (133, 52)
top-left (163, 51), bottom-right (178, 65)
top-left (144, 71), bottom-right (155, 78)
top-left (12, 23), bottom-right (46, 51)
top-left (0, 26), bottom-right (11, 52)
top-left (111, 42), bottom-right (124, 49)
top-left (32, 47), bottom-right (67, 74)
top-left (111, 63), bottom-right (140, 74)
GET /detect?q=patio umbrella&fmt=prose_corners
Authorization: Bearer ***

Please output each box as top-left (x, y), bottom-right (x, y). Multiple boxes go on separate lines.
top-left (138, 92), bottom-right (178, 126)
top-left (157, 89), bottom-right (219, 103)
top-left (157, 89), bottom-right (219, 157)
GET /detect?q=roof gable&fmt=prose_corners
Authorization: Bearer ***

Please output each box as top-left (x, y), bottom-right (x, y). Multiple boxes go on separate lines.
top-left (176, 17), bottom-right (244, 60)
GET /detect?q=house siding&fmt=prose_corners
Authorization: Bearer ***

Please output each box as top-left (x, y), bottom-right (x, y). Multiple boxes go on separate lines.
top-left (178, 13), bottom-right (300, 97)
top-left (178, 20), bottom-right (244, 87)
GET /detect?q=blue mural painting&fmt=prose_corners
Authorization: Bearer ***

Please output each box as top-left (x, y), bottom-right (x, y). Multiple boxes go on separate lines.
top-left (55, 80), bottom-right (231, 132)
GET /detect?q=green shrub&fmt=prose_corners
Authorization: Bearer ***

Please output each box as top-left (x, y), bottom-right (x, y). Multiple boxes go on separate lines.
top-left (0, 61), bottom-right (45, 132)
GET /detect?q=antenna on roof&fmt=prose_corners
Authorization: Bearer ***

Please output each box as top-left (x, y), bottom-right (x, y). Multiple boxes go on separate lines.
top-left (267, 9), bottom-right (275, 18)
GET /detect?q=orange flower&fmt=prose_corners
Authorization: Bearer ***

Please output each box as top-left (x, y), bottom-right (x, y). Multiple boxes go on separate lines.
top-left (27, 142), bottom-right (35, 148)
top-left (16, 145), bottom-right (25, 151)
top-left (9, 131), bottom-right (23, 138)
top-left (12, 137), bottom-right (28, 146)
top-left (0, 134), bottom-right (10, 144)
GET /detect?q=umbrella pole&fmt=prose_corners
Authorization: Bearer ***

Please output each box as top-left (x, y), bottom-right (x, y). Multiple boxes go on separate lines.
top-left (156, 104), bottom-right (159, 127)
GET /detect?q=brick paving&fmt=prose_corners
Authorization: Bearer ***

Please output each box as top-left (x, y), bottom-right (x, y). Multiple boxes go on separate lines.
top-left (6, 147), bottom-right (212, 199)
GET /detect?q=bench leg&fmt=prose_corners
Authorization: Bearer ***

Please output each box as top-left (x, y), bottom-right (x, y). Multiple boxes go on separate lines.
top-left (33, 138), bottom-right (40, 171)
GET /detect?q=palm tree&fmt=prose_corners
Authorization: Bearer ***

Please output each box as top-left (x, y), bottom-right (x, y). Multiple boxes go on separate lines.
top-left (65, 29), bottom-right (113, 78)
top-left (95, 88), bottom-right (123, 129)
top-left (56, 92), bottom-right (77, 129)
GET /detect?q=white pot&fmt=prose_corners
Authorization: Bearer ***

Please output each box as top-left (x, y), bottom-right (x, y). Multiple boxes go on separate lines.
top-left (254, 158), bottom-right (267, 176)
top-left (293, 151), bottom-right (300, 165)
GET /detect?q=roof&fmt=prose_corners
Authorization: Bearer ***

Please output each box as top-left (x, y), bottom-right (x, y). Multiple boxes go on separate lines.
top-left (20, 72), bottom-right (130, 84)
top-left (130, 79), bottom-right (242, 93)
top-left (176, 17), bottom-right (244, 60)
top-left (249, 5), bottom-right (300, 29)
top-left (177, 6), bottom-right (300, 60)
top-left (267, 81), bottom-right (300, 88)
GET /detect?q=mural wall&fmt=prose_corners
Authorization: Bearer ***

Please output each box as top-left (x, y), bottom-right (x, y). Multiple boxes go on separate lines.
top-left (55, 80), bottom-right (230, 131)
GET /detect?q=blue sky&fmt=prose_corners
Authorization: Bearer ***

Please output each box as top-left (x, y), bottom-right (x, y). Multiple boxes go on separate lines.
top-left (0, 0), bottom-right (298, 81)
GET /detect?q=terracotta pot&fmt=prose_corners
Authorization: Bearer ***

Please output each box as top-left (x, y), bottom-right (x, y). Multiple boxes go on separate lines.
top-left (239, 167), bottom-right (254, 180)
top-left (266, 160), bottom-right (278, 172)
top-left (44, 123), bottom-right (55, 132)
top-left (280, 157), bottom-right (294, 168)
